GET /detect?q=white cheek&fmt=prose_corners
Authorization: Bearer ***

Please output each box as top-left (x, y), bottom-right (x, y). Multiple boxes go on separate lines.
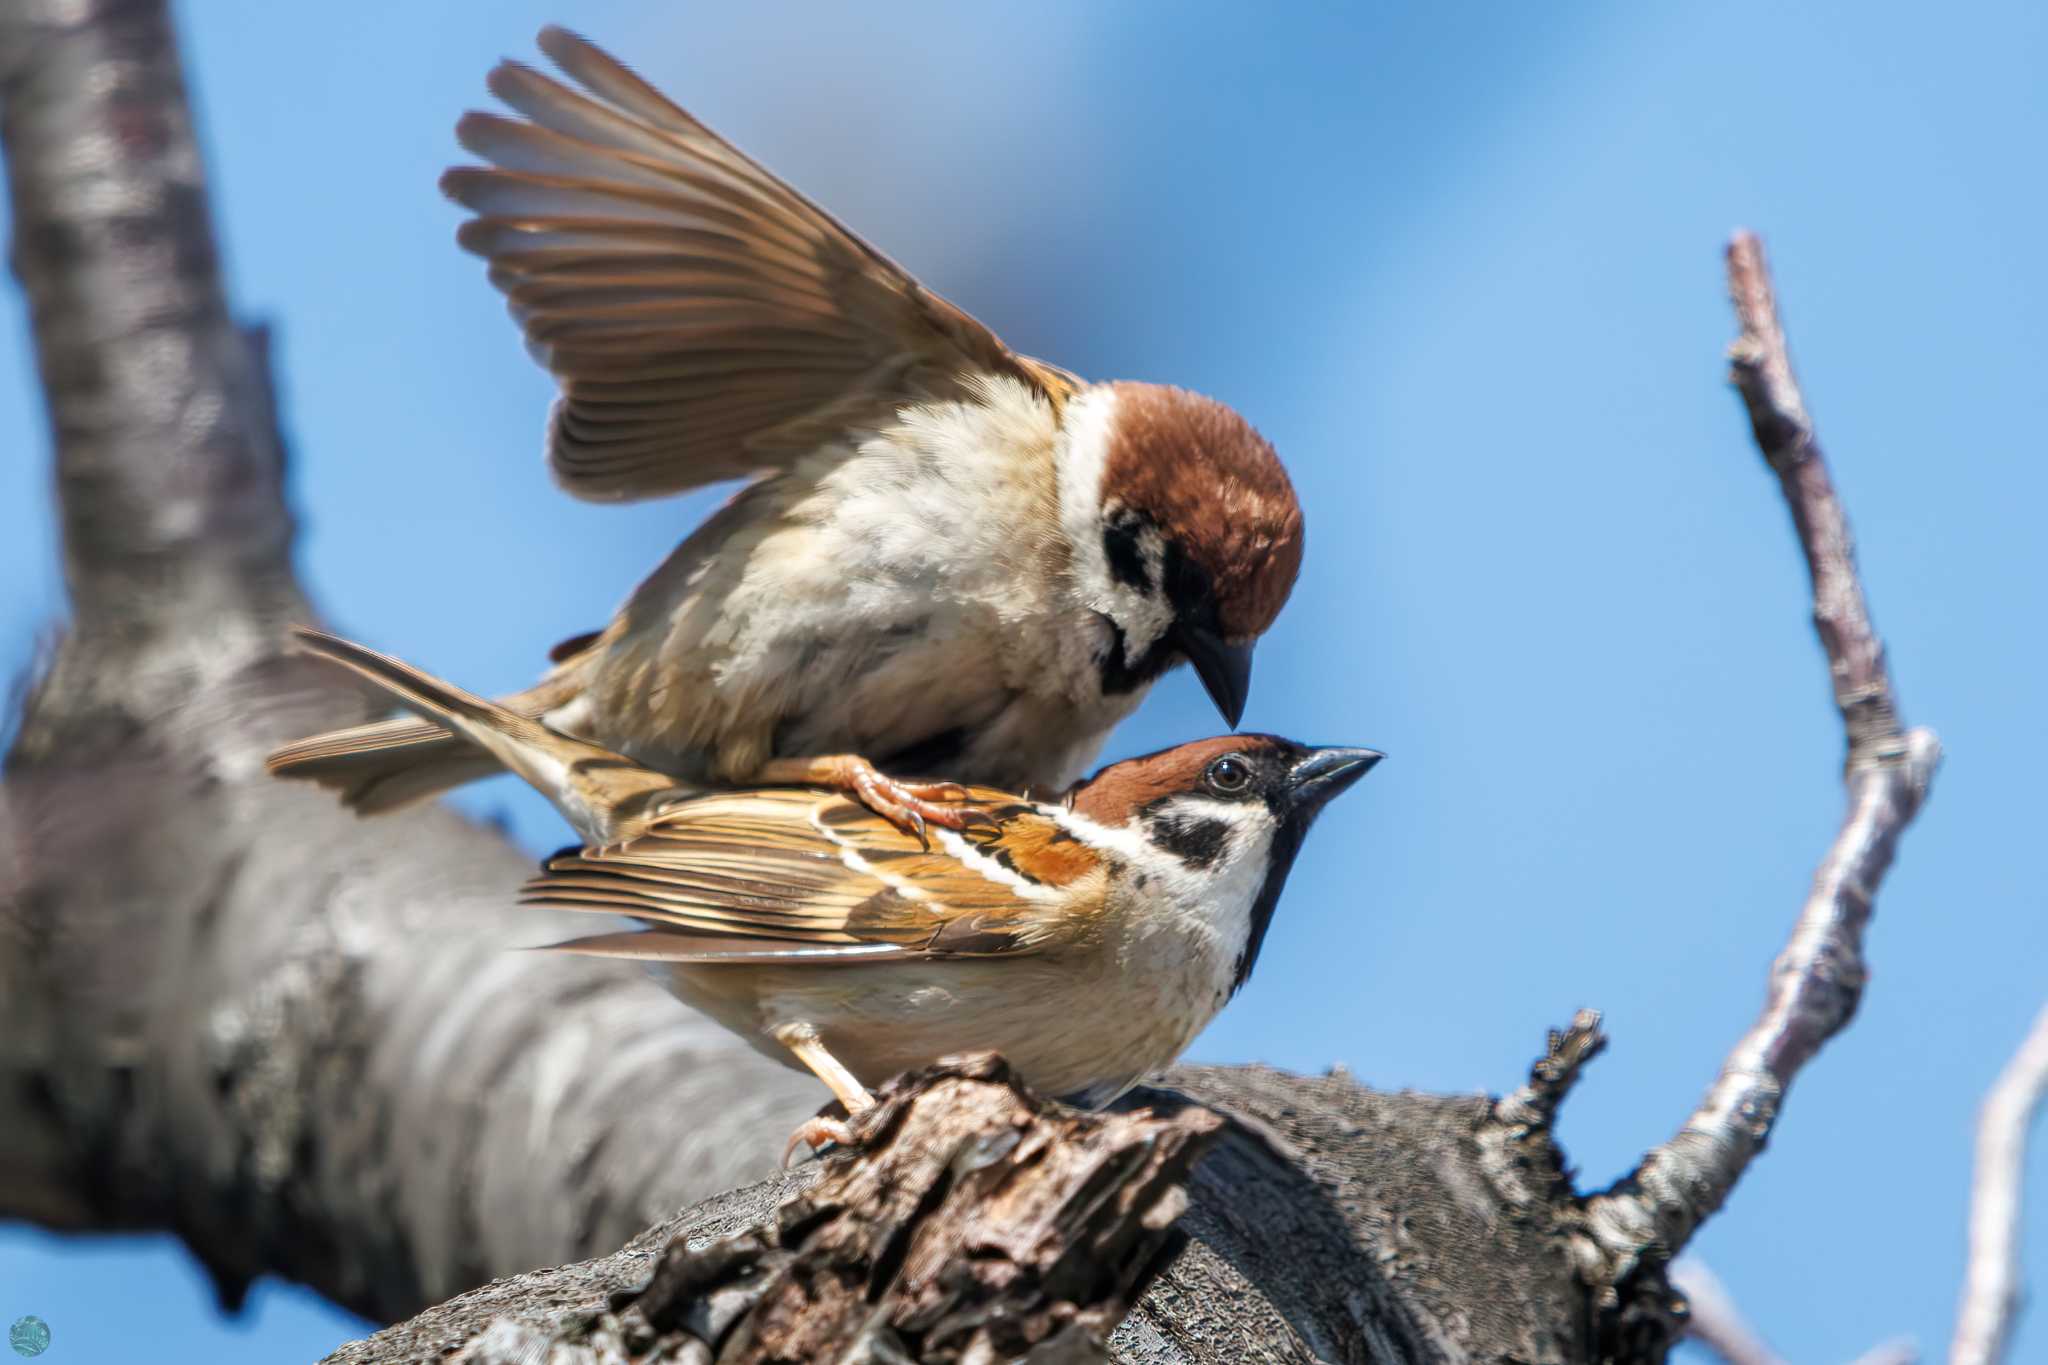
top-left (1054, 390), bottom-right (1175, 666)
top-left (1057, 799), bottom-right (1277, 990)
top-left (1055, 389), bottom-right (1118, 554)
top-left (1161, 804), bottom-right (1274, 953)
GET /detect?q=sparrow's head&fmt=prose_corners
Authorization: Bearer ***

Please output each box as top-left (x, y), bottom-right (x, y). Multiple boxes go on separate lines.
top-left (1059, 383), bottom-right (1304, 727)
top-left (1071, 735), bottom-right (1380, 993)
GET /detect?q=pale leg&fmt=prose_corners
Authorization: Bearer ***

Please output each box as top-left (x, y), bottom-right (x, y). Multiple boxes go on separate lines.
top-left (775, 1022), bottom-right (873, 1165)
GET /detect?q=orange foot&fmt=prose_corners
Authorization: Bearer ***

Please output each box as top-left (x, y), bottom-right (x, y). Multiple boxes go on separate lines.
top-left (781, 1114), bottom-right (859, 1168)
top-left (756, 754), bottom-right (995, 844)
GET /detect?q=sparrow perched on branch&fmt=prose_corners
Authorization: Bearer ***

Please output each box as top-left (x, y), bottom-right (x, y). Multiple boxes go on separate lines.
top-left (267, 27), bottom-right (1304, 836)
top-left (287, 628), bottom-right (1378, 1144)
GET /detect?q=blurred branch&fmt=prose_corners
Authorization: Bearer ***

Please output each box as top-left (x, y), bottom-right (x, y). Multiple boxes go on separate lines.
top-left (1949, 1003), bottom-right (2048, 1365)
top-left (0, 0), bottom-right (304, 763)
top-left (0, 0), bottom-right (825, 1319)
top-left (1581, 232), bottom-right (1941, 1278)
top-left (1672, 1260), bottom-right (1917, 1365)
top-left (1672, 1260), bottom-right (1788, 1365)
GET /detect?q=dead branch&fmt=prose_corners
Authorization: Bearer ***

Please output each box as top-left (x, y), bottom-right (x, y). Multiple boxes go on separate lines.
top-left (1950, 1003), bottom-right (2048, 1365)
top-left (1674, 1260), bottom-right (1920, 1365)
top-left (334, 1056), bottom-right (1221, 1365)
top-left (324, 1043), bottom-right (1613, 1364)
top-left (1579, 232), bottom-right (1942, 1289)
top-left (1671, 1261), bottom-right (1788, 1365)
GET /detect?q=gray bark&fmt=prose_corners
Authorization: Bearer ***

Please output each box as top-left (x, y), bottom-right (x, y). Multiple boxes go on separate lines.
top-left (0, 4), bottom-right (1938, 1364)
top-left (0, 0), bottom-right (823, 1321)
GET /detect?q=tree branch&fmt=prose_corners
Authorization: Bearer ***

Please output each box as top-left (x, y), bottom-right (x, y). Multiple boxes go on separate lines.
top-left (0, 0), bottom-right (827, 1319)
top-left (335, 1056), bottom-right (1223, 1365)
top-left (0, 0), bottom-right (304, 762)
top-left (1671, 1259), bottom-right (1918, 1365)
top-left (1949, 1003), bottom-right (2048, 1365)
top-left (1671, 1260), bottom-right (1789, 1365)
top-left (328, 1043), bottom-right (1619, 1364)
top-left (1580, 231), bottom-right (1942, 1283)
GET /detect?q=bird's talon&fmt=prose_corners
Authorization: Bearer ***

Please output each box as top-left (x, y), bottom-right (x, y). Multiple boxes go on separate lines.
top-left (782, 1115), bottom-right (858, 1167)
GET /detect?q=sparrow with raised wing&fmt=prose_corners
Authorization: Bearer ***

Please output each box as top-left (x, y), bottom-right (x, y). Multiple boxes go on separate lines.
top-left (267, 28), bottom-right (1305, 835)
top-left (286, 628), bottom-right (1378, 1147)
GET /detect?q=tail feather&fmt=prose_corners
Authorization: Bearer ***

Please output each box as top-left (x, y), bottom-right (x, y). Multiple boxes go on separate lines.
top-left (272, 627), bottom-right (678, 846)
top-left (265, 721), bottom-right (503, 815)
top-left (268, 628), bottom-right (567, 813)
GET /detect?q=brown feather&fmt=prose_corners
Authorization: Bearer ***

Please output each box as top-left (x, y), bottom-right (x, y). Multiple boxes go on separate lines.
top-left (1068, 734), bottom-right (1293, 827)
top-left (446, 29), bottom-right (1075, 502)
top-left (1100, 382), bottom-right (1303, 641)
top-left (520, 785), bottom-right (1102, 959)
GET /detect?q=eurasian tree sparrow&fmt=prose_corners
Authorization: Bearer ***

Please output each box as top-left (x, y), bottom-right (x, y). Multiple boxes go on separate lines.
top-left (268, 28), bottom-right (1305, 836)
top-left (285, 628), bottom-right (1378, 1139)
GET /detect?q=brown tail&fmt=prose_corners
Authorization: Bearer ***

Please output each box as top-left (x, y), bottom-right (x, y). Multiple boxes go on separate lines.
top-left (267, 632), bottom-right (573, 814)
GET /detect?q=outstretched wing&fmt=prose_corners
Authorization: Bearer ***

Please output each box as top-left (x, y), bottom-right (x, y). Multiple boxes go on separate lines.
top-left (522, 786), bottom-right (1104, 964)
top-left (445, 27), bottom-right (1077, 503)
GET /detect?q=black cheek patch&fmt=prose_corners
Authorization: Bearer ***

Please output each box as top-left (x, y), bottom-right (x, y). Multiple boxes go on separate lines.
top-left (1101, 519), bottom-right (1153, 593)
top-left (1147, 810), bottom-right (1231, 870)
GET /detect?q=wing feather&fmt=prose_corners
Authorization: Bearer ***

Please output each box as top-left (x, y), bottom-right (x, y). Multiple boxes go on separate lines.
top-left (519, 786), bottom-right (1102, 963)
top-left (447, 28), bottom-right (1075, 502)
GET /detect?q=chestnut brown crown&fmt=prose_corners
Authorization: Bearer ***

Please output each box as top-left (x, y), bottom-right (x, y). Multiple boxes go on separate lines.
top-left (1102, 382), bottom-right (1304, 642)
top-left (1070, 734), bottom-right (1273, 826)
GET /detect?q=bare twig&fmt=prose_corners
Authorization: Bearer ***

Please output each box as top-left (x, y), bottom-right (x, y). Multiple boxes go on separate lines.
top-left (1582, 232), bottom-right (1942, 1277)
top-left (1950, 1003), bottom-right (2048, 1365)
top-left (1670, 1259), bottom-right (1919, 1365)
top-left (1495, 1008), bottom-right (1607, 1131)
top-left (0, 0), bottom-right (308, 767)
top-left (1672, 1260), bottom-right (1787, 1365)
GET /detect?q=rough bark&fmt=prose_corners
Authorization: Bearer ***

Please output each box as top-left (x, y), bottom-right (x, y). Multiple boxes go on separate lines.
top-left (325, 1057), bottom-right (1605, 1365)
top-left (335, 1055), bottom-right (1226, 1365)
top-left (0, 3), bottom-right (1943, 1364)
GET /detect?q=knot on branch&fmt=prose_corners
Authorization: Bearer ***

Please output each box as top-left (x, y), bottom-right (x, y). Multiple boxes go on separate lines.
top-left (490, 1053), bottom-right (1222, 1365)
top-left (1494, 1009), bottom-right (1607, 1132)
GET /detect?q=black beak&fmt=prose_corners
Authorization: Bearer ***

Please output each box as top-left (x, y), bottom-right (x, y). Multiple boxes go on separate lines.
top-left (1177, 625), bottom-right (1254, 730)
top-left (1284, 746), bottom-right (1384, 819)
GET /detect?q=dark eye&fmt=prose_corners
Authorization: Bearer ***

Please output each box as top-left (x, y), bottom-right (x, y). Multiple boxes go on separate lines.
top-left (1205, 755), bottom-right (1252, 795)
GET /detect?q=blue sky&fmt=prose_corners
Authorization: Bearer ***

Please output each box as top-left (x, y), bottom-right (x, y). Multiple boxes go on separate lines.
top-left (3, 2), bottom-right (2044, 1360)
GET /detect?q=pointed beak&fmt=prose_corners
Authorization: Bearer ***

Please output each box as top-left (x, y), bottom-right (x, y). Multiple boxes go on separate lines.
top-left (1177, 625), bottom-right (1255, 729)
top-left (1284, 746), bottom-right (1384, 819)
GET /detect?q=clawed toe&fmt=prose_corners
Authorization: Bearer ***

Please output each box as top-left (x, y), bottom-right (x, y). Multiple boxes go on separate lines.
top-left (853, 772), bottom-right (991, 841)
top-left (781, 1115), bottom-right (858, 1167)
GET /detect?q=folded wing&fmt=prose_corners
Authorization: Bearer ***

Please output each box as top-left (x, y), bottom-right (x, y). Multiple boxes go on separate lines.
top-left (524, 786), bottom-right (1103, 964)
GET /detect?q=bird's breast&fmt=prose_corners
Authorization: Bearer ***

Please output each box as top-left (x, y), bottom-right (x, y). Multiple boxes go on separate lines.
top-left (678, 947), bottom-right (1221, 1104)
top-left (574, 379), bottom-right (1147, 789)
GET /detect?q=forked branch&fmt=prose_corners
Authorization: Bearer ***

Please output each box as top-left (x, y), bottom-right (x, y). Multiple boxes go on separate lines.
top-left (1581, 232), bottom-right (1942, 1278)
top-left (1950, 1003), bottom-right (2048, 1365)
